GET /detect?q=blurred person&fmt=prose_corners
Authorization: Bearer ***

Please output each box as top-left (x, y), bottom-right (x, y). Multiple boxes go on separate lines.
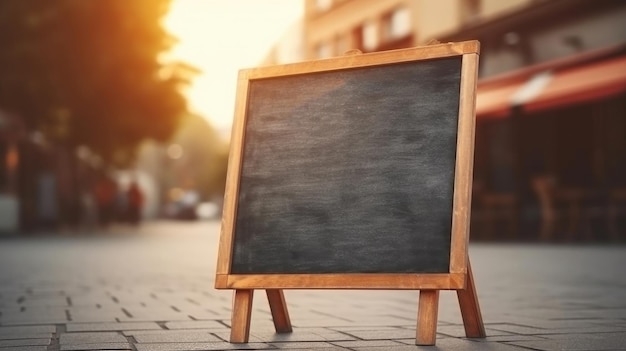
top-left (36, 172), bottom-right (58, 230)
top-left (126, 180), bottom-right (144, 225)
top-left (80, 190), bottom-right (98, 231)
top-left (94, 175), bottom-right (117, 227)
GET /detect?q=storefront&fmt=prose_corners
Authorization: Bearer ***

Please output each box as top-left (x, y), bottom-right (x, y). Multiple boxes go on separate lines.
top-left (471, 47), bottom-right (626, 242)
top-left (0, 109), bottom-right (22, 233)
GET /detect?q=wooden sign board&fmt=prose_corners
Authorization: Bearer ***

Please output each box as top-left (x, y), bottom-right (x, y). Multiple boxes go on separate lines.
top-left (215, 40), bottom-right (485, 345)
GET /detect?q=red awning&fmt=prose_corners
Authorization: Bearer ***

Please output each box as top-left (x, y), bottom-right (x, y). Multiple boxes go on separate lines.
top-left (475, 52), bottom-right (626, 118)
top-left (475, 79), bottom-right (525, 118)
top-left (524, 55), bottom-right (626, 112)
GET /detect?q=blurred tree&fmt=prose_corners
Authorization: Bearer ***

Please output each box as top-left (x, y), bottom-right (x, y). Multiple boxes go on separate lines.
top-left (0, 0), bottom-right (192, 166)
top-left (171, 114), bottom-right (229, 199)
top-left (135, 114), bottom-right (228, 215)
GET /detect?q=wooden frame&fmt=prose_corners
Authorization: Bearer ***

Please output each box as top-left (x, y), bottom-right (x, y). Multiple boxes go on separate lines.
top-left (215, 40), bottom-right (484, 345)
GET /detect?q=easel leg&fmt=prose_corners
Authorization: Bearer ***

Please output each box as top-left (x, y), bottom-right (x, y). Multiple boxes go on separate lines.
top-left (266, 289), bottom-right (292, 333)
top-left (230, 289), bottom-right (254, 343)
top-left (416, 290), bottom-right (439, 345)
top-left (457, 261), bottom-right (486, 338)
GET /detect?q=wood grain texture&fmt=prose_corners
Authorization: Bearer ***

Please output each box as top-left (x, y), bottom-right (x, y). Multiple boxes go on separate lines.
top-left (266, 289), bottom-right (292, 333)
top-left (218, 273), bottom-right (465, 290)
top-left (216, 73), bottom-right (251, 276)
top-left (449, 53), bottom-right (480, 274)
top-left (230, 289), bottom-right (254, 343)
top-left (416, 290), bottom-right (440, 345)
top-left (214, 274), bottom-right (228, 289)
top-left (457, 261), bottom-right (486, 338)
top-left (244, 41), bottom-right (479, 79)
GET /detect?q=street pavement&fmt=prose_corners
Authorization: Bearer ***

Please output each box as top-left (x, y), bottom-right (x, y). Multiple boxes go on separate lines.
top-left (0, 220), bottom-right (625, 351)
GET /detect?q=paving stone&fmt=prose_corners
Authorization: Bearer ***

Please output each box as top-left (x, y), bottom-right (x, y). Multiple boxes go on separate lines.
top-left (134, 342), bottom-right (274, 350)
top-left (134, 331), bottom-right (221, 343)
top-left (251, 330), bottom-right (355, 343)
top-left (356, 338), bottom-right (529, 350)
top-left (269, 341), bottom-right (342, 349)
top-left (60, 342), bottom-right (132, 350)
top-left (357, 347), bottom-right (439, 351)
top-left (1, 309), bottom-right (67, 321)
top-left (123, 306), bottom-right (190, 318)
top-left (0, 346), bottom-right (48, 351)
top-left (289, 318), bottom-right (360, 328)
top-left (331, 339), bottom-right (407, 348)
top-left (470, 334), bottom-right (550, 342)
top-left (0, 333), bottom-right (53, 340)
top-left (591, 319), bottom-right (626, 328)
top-left (340, 328), bottom-right (415, 340)
top-left (66, 322), bottom-right (162, 332)
top-left (212, 332), bottom-right (267, 343)
top-left (523, 319), bottom-right (612, 329)
top-left (68, 316), bottom-right (120, 323)
top-left (0, 338), bottom-right (51, 347)
top-left (164, 320), bottom-right (227, 329)
top-left (540, 325), bottom-right (626, 335)
top-left (67, 309), bottom-right (122, 323)
top-left (187, 310), bottom-right (224, 319)
top-left (329, 325), bottom-right (409, 331)
top-left (19, 296), bottom-right (69, 307)
top-left (435, 324), bottom-right (483, 338)
top-left (295, 328), bottom-right (356, 340)
top-left (251, 332), bottom-right (323, 343)
top-left (489, 323), bottom-right (626, 336)
top-left (60, 332), bottom-right (128, 344)
top-left (394, 335), bottom-right (452, 345)
top-left (486, 323), bottom-right (551, 335)
top-left (116, 315), bottom-right (193, 322)
top-left (0, 316), bottom-right (69, 325)
top-left (69, 297), bottom-right (120, 308)
top-left (0, 325), bottom-right (56, 337)
top-left (508, 331), bottom-right (626, 350)
top-left (123, 329), bottom-right (224, 336)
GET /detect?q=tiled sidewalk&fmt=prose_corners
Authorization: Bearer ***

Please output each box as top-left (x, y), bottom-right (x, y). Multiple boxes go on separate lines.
top-left (0, 221), bottom-right (625, 350)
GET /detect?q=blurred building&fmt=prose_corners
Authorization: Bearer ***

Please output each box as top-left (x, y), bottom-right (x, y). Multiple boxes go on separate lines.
top-left (261, 20), bottom-right (305, 66)
top-left (0, 109), bottom-right (22, 233)
top-left (1, 107), bottom-right (120, 234)
top-left (270, 0), bottom-right (626, 242)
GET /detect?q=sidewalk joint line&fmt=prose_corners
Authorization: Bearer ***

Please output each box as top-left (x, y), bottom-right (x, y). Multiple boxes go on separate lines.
top-left (121, 308), bottom-right (133, 318)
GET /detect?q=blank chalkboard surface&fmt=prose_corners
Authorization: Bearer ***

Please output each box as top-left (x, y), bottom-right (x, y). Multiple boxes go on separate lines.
top-left (216, 41), bottom-right (480, 290)
top-left (233, 57), bottom-right (460, 274)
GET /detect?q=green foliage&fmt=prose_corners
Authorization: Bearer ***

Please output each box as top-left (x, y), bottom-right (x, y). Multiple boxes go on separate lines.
top-left (0, 0), bottom-right (191, 166)
top-left (172, 114), bottom-right (229, 198)
top-left (136, 113), bottom-right (229, 200)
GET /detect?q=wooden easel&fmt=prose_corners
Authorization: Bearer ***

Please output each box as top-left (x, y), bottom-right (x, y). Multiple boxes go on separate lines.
top-left (216, 41), bottom-right (486, 346)
top-left (228, 261), bottom-right (484, 345)
top-left (230, 289), bottom-right (292, 343)
top-left (416, 261), bottom-right (485, 345)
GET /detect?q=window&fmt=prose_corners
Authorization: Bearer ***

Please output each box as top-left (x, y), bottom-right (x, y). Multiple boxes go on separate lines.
top-left (461, 0), bottom-right (481, 23)
top-left (362, 20), bottom-right (378, 51)
top-left (335, 33), bottom-right (349, 55)
top-left (383, 7), bottom-right (411, 41)
top-left (314, 0), bottom-right (332, 12)
top-left (315, 41), bottom-right (332, 58)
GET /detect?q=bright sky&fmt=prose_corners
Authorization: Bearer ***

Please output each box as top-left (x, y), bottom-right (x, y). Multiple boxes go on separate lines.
top-left (162, 0), bottom-right (304, 135)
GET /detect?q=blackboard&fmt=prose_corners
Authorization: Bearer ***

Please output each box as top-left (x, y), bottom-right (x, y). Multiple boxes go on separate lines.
top-left (216, 41), bottom-right (480, 290)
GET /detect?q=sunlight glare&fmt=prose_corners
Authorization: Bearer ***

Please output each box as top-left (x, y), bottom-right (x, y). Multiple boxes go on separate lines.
top-left (163, 0), bottom-right (304, 135)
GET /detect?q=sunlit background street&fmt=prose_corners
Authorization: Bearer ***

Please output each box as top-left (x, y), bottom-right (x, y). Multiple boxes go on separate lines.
top-left (0, 1), bottom-right (625, 349)
top-left (1, 0), bottom-right (625, 242)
